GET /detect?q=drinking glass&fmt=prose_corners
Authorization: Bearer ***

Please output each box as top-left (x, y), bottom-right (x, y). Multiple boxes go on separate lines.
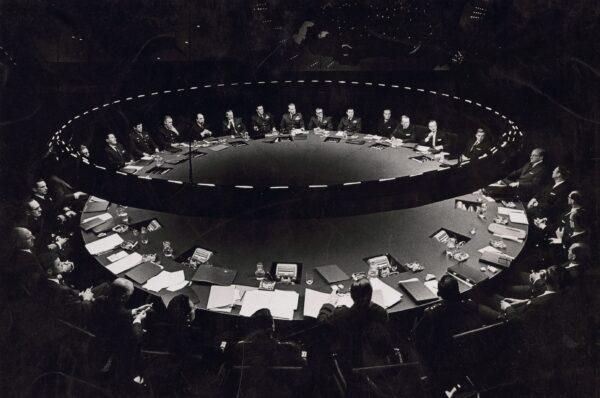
top-left (162, 241), bottom-right (173, 257)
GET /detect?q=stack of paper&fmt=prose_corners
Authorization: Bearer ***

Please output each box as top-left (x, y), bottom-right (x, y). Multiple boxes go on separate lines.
top-left (370, 278), bottom-right (403, 308)
top-left (239, 289), bottom-right (299, 320)
top-left (122, 165), bottom-right (143, 174)
top-left (207, 285), bottom-right (236, 312)
top-left (106, 252), bottom-right (143, 274)
top-left (424, 280), bottom-right (439, 296)
top-left (478, 246), bottom-right (502, 255)
top-left (508, 211), bottom-right (528, 225)
top-left (143, 270), bottom-right (186, 292)
top-left (303, 289), bottom-right (331, 318)
top-left (85, 234), bottom-right (124, 255)
top-left (82, 213), bottom-right (112, 224)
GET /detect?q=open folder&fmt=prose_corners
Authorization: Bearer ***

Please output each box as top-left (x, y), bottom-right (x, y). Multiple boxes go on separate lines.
top-left (239, 289), bottom-right (299, 320)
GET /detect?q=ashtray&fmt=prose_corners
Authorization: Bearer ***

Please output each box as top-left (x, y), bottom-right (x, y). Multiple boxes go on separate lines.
top-left (490, 239), bottom-right (507, 249)
top-left (405, 262), bottom-right (424, 273)
top-left (493, 216), bottom-right (508, 225)
top-left (112, 224), bottom-right (129, 233)
top-left (120, 240), bottom-right (138, 251)
top-left (452, 251), bottom-right (470, 262)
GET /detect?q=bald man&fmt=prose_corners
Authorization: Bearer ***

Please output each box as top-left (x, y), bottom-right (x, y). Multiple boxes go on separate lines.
top-left (3, 228), bottom-right (44, 297)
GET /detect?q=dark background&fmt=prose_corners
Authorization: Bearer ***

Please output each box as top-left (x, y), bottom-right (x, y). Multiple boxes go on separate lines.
top-left (0, 0), bottom-right (599, 210)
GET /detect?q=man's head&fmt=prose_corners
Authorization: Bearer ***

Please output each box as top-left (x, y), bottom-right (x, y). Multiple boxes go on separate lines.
top-left (475, 128), bottom-right (485, 141)
top-left (315, 108), bottom-right (323, 118)
top-left (168, 294), bottom-right (196, 326)
top-left (438, 274), bottom-right (460, 302)
top-left (32, 179), bottom-right (48, 196)
top-left (401, 115), bottom-right (410, 128)
top-left (256, 105), bottom-right (264, 115)
top-left (346, 108), bottom-right (354, 119)
top-left (569, 208), bottom-right (587, 230)
top-left (79, 145), bottom-right (90, 158)
top-left (225, 110), bottom-right (234, 120)
top-left (428, 120), bottom-right (437, 132)
top-left (288, 103), bottom-right (296, 115)
top-left (26, 198), bottom-right (42, 220)
top-left (12, 227), bottom-right (35, 250)
top-left (40, 252), bottom-right (73, 277)
top-left (134, 123), bottom-right (143, 133)
top-left (164, 115), bottom-right (173, 127)
top-left (350, 277), bottom-right (372, 307)
top-left (383, 109), bottom-right (391, 120)
top-left (529, 148), bottom-right (545, 163)
top-left (552, 165), bottom-right (568, 182)
top-left (106, 133), bottom-right (117, 145)
top-left (250, 308), bottom-right (275, 333)
top-left (568, 243), bottom-right (590, 264)
top-left (109, 278), bottom-right (134, 303)
top-left (196, 113), bottom-right (204, 125)
top-left (568, 190), bottom-right (583, 208)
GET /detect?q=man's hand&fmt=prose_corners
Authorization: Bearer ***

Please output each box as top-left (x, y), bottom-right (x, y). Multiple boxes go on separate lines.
top-left (509, 182), bottom-right (519, 188)
top-left (534, 217), bottom-right (547, 230)
top-left (527, 198), bottom-right (538, 208)
top-left (131, 304), bottom-right (152, 316)
top-left (555, 227), bottom-right (564, 240)
top-left (80, 288), bottom-right (94, 302)
top-left (73, 191), bottom-right (87, 200)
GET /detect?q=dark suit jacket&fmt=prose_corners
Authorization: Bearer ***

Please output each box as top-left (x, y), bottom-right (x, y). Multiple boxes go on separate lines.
top-left (376, 118), bottom-right (397, 138)
top-left (128, 131), bottom-right (157, 159)
top-left (187, 122), bottom-right (212, 141)
top-left (33, 193), bottom-right (60, 227)
top-left (463, 137), bottom-right (491, 159)
top-left (222, 118), bottom-right (247, 137)
top-left (155, 125), bottom-right (181, 150)
top-left (392, 124), bottom-right (421, 141)
top-left (506, 161), bottom-right (549, 191)
top-left (251, 113), bottom-right (275, 138)
top-left (103, 143), bottom-right (131, 170)
top-left (420, 129), bottom-right (447, 147)
top-left (280, 112), bottom-right (305, 133)
top-left (307, 115), bottom-right (333, 130)
top-left (40, 278), bottom-right (92, 324)
top-left (3, 249), bottom-right (44, 297)
top-left (337, 117), bottom-right (362, 134)
top-left (531, 181), bottom-right (571, 219)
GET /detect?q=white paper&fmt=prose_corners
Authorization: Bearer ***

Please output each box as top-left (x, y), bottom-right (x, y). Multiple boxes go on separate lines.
top-left (85, 234), bottom-right (124, 255)
top-left (166, 280), bottom-right (190, 292)
top-left (336, 294), bottom-right (354, 308)
top-left (303, 289), bottom-right (331, 318)
top-left (207, 285), bottom-right (236, 310)
top-left (106, 252), bottom-right (142, 274)
top-left (509, 212), bottom-right (529, 225)
top-left (107, 250), bottom-right (128, 262)
top-left (122, 165), bottom-right (143, 173)
top-left (370, 278), bottom-right (403, 308)
top-left (239, 289), bottom-right (299, 319)
top-left (478, 246), bottom-right (502, 254)
top-left (143, 270), bottom-right (185, 292)
top-left (273, 290), bottom-right (299, 310)
top-left (424, 280), bottom-right (439, 296)
top-left (141, 155), bottom-right (154, 160)
top-left (82, 213), bottom-right (112, 224)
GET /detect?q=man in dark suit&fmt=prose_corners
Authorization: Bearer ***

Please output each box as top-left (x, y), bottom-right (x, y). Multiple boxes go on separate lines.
top-left (128, 122), bottom-right (158, 159)
top-left (461, 128), bottom-right (491, 160)
top-left (155, 115), bottom-right (181, 150)
top-left (307, 107), bottom-right (334, 131)
top-left (337, 108), bottom-right (362, 134)
top-left (187, 113), bottom-right (213, 141)
top-left (392, 115), bottom-right (421, 141)
top-left (103, 133), bottom-right (132, 170)
top-left (32, 178), bottom-right (61, 226)
top-left (251, 105), bottom-right (276, 138)
top-left (376, 109), bottom-right (397, 138)
top-left (17, 199), bottom-right (68, 253)
top-left (421, 120), bottom-right (447, 148)
top-left (485, 148), bottom-right (549, 200)
top-left (318, 278), bottom-right (391, 371)
top-left (222, 110), bottom-right (247, 137)
top-left (280, 103), bottom-right (305, 133)
top-left (527, 165), bottom-right (571, 220)
top-left (3, 228), bottom-right (45, 297)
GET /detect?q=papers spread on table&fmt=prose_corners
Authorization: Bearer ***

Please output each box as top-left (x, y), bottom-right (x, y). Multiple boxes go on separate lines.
top-left (239, 289), bottom-right (299, 320)
top-left (508, 211), bottom-right (529, 225)
top-left (106, 252), bottom-right (143, 274)
top-left (424, 280), bottom-right (439, 296)
top-left (85, 234), bottom-right (124, 255)
top-left (303, 289), bottom-right (331, 318)
top-left (107, 250), bottom-right (128, 263)
top-left (82, 212), bottom-right (112, 224)
top-left (122, 165), bottom-right (143, 174)
top-left (207, 285), bottom-right (236, 312)
top-left (370, 278), bottom-right (403, 308)
top-left (478, 246), bottom-right (502, 255)
top-left (143, 270), bottom-right (186, 292)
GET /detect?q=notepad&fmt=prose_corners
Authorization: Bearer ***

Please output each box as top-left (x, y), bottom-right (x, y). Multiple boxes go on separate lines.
top-left (398, 279), bottom-right (437, 304)
top-left (239, 289), bottom-right (299, 320)
top-left (81, 214), bottom-right (112, 231)
top-left (85, 234), bottom-right (124, 255)
top-left (84, 201), bottom-right (110, 213)
top-left (106, 252), bottom-right (143, 274)
top-left (303, 289), bottom-right (331, 318)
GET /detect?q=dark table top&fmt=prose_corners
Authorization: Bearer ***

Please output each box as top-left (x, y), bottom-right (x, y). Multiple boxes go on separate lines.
top-left (125, 132), bottom-right (455, 187)
top-left (81, 194), bottom-right (528, 320)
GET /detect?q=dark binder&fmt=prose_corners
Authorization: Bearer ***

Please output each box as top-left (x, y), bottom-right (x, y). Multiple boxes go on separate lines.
top-left (192, 265), bottom-right (237, 285)
top-left (126, 262), bottom-right (163, 284)
top-left (81, 217), bottom-right (109, 232)
top-left (84, 201), bottom-right (109, 213)
top-left (447, 263), bottom-right (489, 285)
top-left (92, 218), bottom-right (117, 234)
top-left (398, 280), bottom-right (438, 304)
top-left (315, 264), bottom-right (349, 284)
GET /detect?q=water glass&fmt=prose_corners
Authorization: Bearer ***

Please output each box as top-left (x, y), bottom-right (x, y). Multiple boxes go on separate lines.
top-left (140, 227), bottom-right (148, 245)
top-left (255, 262), bottom-right (266, 280)
top-left (162, 241), bottom-right (173, 257)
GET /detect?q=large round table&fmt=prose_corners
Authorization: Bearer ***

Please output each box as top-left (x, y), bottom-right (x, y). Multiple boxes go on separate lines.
top-left (81, 193), bottom-right (528, 320)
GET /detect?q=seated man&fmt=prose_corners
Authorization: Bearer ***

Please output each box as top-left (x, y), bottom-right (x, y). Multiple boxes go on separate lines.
top-left (307, 107), bottom-right (334, 131)
top-left (280, 103), bottom-right (305, 133)
top-left (3, 227), bottom-right (45, 298)
top-left (251, 105), bottom-right (276, 138)
top-left (79, 144), bottom-right (90, 159)
top-left (16, 199), bottom-right (68, 253)
top-left (485, 148), bottom-right (549, 200)
top-left (318, 278), bottom-right (392, 370)
top-left (526, 165), bottom-right (571, 220)
top-left (552, 208), bottom-right (589, 253)
top-left (337, 108), bottom-right (362, 134)
top-left (461, 128), bottom-right (491, 160)
top-left (376, 109), bottom-right (397, 138)
top-left (420, 120), bottom-right (447, 148)
top-left (103, 133), bottom-right (133, 170)
top-left (222, 110), bottom-right (247, 137)
top-left (533, 190), bottom-right (584, 237)
top-left (188, 113), bottom-right (213, 141)
top-left (392, 115), bottom-right (420, 141)
top-left (128, 122), bottom-right (158, 159)
top-left (155, 115), bottom-right (181, 149)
